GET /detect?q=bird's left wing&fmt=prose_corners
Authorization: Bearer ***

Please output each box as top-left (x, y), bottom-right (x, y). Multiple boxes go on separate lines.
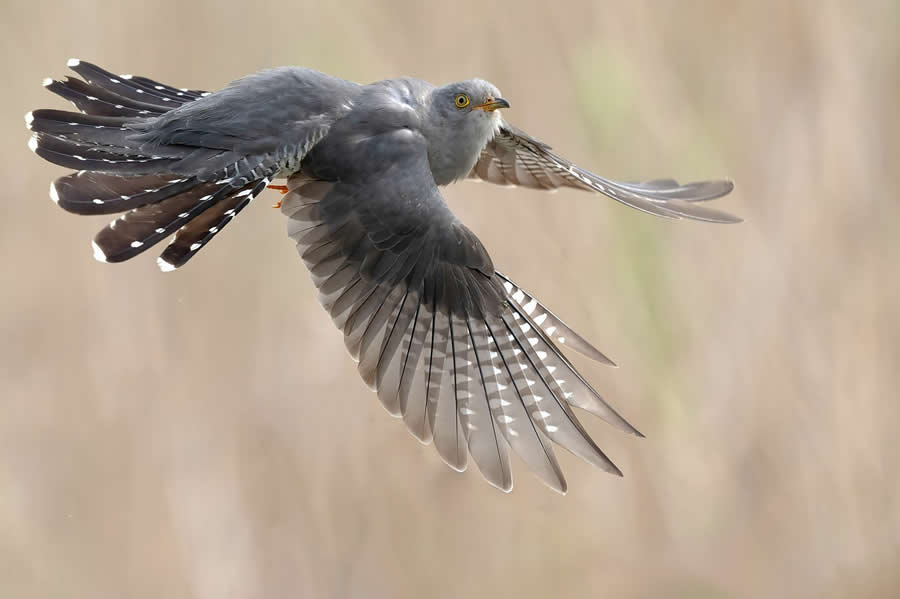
top-left (469, 123), bottom-right (739, 223)
top-left (282, 126), bottom-right (640, 493)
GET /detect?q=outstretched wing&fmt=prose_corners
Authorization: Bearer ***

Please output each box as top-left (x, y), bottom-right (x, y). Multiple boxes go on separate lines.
top-left (283, 123), bottom-right (640, 493)
top-left (469, 123), bottom-right (739, 223)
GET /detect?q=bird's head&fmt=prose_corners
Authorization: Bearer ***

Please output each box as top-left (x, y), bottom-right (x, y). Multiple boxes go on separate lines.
top-left (425, 79), bottom-right (509, 185)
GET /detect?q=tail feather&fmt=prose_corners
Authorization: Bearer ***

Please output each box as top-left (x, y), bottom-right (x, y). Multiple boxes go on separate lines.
top-left (92, 177), bottom-right (270, 266)
top-left (29, 109), bottom-right (133, 147)
top-left (129, 74), bottom-right (205, 101)
top-left (158, 178), bottom-right (269, 269)
top-left (29, 59), bottom-right (276, 271)
top-left (50, 172), bottom-right (194, 215)
top-left (30, 132), bottom-right (178, 173)
top-left (42, 78), bottom-right (156, 117)
top-left (67, 59), bottom-right (204, 105)
top-left (52, 76), bottom-right (174, 114)
top-left (92, 181), bottom-right (224, 262)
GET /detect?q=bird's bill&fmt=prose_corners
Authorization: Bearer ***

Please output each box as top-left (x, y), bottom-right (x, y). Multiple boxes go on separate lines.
top-left (474, 97), bottom-right (510, 112)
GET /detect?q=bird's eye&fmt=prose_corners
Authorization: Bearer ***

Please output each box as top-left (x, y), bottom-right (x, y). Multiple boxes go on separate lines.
top-left (454, 94), bottom-right (470, 108)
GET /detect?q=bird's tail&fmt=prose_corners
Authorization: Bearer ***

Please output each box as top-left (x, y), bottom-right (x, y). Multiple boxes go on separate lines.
top-left (26, 59), bottom-right (271, 270)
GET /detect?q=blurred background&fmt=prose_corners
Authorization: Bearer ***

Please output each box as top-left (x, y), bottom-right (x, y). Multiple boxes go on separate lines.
top-left (2, 1), bottom-right (899, 597)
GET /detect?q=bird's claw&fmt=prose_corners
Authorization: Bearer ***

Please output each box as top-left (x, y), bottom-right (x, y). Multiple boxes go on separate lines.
top-left (267, 184), bottom-right (289, 208)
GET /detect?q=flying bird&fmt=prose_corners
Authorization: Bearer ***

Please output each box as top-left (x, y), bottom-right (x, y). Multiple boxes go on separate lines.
top-left (25, 60), bottom-right (737, 493)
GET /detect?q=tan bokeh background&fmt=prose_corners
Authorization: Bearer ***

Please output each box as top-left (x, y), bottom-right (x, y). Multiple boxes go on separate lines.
top-left (2, 1), bottom-right (899, 597)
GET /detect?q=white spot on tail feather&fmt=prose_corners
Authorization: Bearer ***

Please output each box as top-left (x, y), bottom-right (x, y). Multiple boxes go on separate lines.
top-left (42, 78), bottom-right (53, 87)
top-left (24, 112), bottom-right (34, 129)
top-left (189, 243), bottom-right (202, 251)
top-left (130, 241), bottom-right (143, 248)
top-left (67, 58), bottom-right (80, 67)
top-left (49, 182), bottom-right (60, 204)
top-left (91, 240), bottom-right (107, 262)
top-left (28, 137), bottom-right (38, 153)
top-left (157, 257), bottom-right (176, 272)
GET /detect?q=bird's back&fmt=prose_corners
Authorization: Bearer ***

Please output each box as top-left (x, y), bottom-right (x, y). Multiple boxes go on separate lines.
top-left (130, 67), bottom-right (362, 175)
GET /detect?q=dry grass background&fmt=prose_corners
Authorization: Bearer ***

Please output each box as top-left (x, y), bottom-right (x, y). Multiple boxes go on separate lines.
top-left (2, 0), bottom-right (899, 597)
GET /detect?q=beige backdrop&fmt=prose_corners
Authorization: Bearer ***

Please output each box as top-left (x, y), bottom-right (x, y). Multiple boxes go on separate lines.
top-left (2, 1), bottom-right (898, 597)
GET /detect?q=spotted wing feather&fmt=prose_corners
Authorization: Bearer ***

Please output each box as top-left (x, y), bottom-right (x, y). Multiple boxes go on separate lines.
top-left (282, 122), bottom-right (639, 492)
top-left (470, 124), bottom-right (739, 222)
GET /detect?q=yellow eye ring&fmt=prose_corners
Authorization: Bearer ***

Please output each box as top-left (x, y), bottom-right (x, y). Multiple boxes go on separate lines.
top-left (454, 93), bottom-right (470, 108)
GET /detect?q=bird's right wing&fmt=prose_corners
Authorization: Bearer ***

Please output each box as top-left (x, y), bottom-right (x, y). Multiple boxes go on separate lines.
top-left (282, 127), bottom-right (641, 493)
top-left (469, 123), bottom-right (739, 223)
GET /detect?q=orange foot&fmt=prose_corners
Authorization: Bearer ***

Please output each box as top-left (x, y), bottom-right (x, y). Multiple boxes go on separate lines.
top-left (267, 184), bottom-right (289, 208)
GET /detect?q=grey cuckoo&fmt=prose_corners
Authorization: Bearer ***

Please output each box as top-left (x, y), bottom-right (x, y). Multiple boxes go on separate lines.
top-left (26, 60), bottom-right (738, 493)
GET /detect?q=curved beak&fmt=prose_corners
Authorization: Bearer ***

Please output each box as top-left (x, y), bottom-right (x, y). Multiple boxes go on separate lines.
top-left (475, 97), bottom-right (510, 112)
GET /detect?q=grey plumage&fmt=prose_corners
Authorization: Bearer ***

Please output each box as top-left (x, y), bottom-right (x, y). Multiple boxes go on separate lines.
top-left (26, 60), bottom-right (738, 492)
